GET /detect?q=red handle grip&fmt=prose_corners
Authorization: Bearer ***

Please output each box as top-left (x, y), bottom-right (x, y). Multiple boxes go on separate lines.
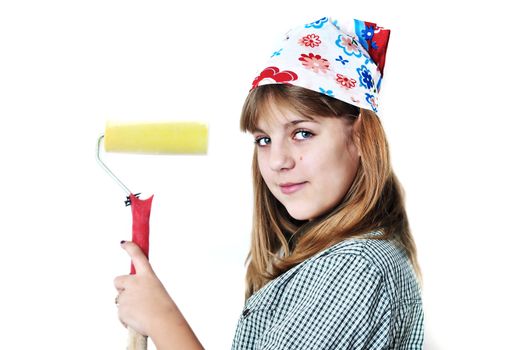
top-left (129, 194), bottom-right (153, 274)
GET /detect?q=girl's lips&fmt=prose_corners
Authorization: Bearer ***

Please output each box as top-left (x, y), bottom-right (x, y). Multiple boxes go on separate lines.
top-left (279, 182), bottom-right (307, 194)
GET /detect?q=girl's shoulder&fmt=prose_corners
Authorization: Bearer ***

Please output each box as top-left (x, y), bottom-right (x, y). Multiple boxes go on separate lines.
top-left (246, 231), bottom-right (421, 315)
top-left (305, 232), bottom-right (421, 301)
top-left (310, 231), bottom-right (408, 271)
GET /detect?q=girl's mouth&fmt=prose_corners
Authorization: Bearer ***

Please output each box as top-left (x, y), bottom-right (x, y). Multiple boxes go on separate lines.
top-left (279, 182), bottom-right (307, 194)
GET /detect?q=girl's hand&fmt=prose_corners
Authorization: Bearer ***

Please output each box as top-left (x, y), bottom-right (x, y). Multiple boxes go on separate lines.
top-left (113, 241), bottom-right (180, 337)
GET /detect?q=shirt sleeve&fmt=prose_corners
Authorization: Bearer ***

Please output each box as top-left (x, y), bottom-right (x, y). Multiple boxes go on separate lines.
top-left (258, 253), bottom-right (391, 350)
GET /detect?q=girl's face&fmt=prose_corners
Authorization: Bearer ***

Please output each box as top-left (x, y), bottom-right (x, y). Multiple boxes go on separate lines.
top-left (253, 102), bottom-right (361, 221)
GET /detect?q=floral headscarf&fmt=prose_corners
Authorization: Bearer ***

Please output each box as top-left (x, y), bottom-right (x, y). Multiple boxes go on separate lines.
top-left (251, 17), bottom-right (390, 113)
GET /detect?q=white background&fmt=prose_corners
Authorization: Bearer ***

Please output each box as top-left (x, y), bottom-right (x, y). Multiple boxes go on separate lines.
top-left (0, 1), bottom-right (525, 349)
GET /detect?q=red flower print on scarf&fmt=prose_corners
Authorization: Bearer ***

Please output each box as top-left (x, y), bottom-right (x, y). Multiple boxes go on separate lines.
top-left (299, 53), bottom-right (330, 74)
top-left (251, 66), bottom-right (298, 90)
top-left (337, 35), bottom-right (361, 57)
top-left (335, 74), bottom-right (356, 89)
top-left (298, 34), bottom-right (321, 48)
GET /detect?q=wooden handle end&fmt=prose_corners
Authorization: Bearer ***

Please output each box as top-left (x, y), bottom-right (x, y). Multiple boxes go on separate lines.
top-left (128, 327), bottom-right (147, 350)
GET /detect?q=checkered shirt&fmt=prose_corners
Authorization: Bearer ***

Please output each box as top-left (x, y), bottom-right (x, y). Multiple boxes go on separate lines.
top-left (231, 234), bottom-right (424, 349)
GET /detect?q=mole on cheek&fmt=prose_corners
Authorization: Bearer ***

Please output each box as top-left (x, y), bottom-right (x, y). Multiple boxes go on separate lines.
top-left (300, 156), bottom-right (303, 161)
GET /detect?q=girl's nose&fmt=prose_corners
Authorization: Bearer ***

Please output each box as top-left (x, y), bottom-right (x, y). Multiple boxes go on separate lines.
top-left (269, 142), bottom-right (295, 172)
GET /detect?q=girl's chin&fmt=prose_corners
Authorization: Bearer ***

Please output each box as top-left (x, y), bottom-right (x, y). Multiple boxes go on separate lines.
top-left (284, 207), bottom-right (316, 221)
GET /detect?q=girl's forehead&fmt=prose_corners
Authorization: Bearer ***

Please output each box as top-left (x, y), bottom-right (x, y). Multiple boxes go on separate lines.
top-left (255, 102), bottom-right (315, 131)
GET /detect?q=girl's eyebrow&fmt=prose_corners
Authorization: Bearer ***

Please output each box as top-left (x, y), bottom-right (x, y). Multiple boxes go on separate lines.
top-left (254, 119), bottom-right (319, 133)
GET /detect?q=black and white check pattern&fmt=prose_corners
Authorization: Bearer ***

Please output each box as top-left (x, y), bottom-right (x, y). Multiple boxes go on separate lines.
top-left (231, 233), bottom-right (424, 349)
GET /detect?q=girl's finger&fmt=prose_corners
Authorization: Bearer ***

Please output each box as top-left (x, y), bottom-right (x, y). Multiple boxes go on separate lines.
top-left (120, 241), bottom-right (153, 275)
top-left (113, 275), bottom-right (129, 290)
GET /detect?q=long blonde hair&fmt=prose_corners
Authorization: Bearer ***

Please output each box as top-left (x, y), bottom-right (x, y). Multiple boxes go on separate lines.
top-left (240, 84), bottom-right (420, 299)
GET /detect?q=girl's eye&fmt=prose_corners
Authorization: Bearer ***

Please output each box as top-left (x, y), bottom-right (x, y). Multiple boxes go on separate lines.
top-left (293, 130), bottom-right (313, 140)
top-left (254, 130), bottom-right (312, 146)
top-left (254, 137), bottom-right (271, 146)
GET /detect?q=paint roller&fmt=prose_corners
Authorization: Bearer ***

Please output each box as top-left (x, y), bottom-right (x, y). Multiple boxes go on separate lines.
top-left (96, 121), bottom-right (208, 350)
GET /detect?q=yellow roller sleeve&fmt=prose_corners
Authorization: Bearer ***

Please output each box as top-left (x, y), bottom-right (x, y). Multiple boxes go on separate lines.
top-left (104, 121), bottom-right (208, 155)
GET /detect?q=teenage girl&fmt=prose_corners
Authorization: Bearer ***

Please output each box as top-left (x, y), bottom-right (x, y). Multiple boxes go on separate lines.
top-left (114, 16), bottom-right (424, 349)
